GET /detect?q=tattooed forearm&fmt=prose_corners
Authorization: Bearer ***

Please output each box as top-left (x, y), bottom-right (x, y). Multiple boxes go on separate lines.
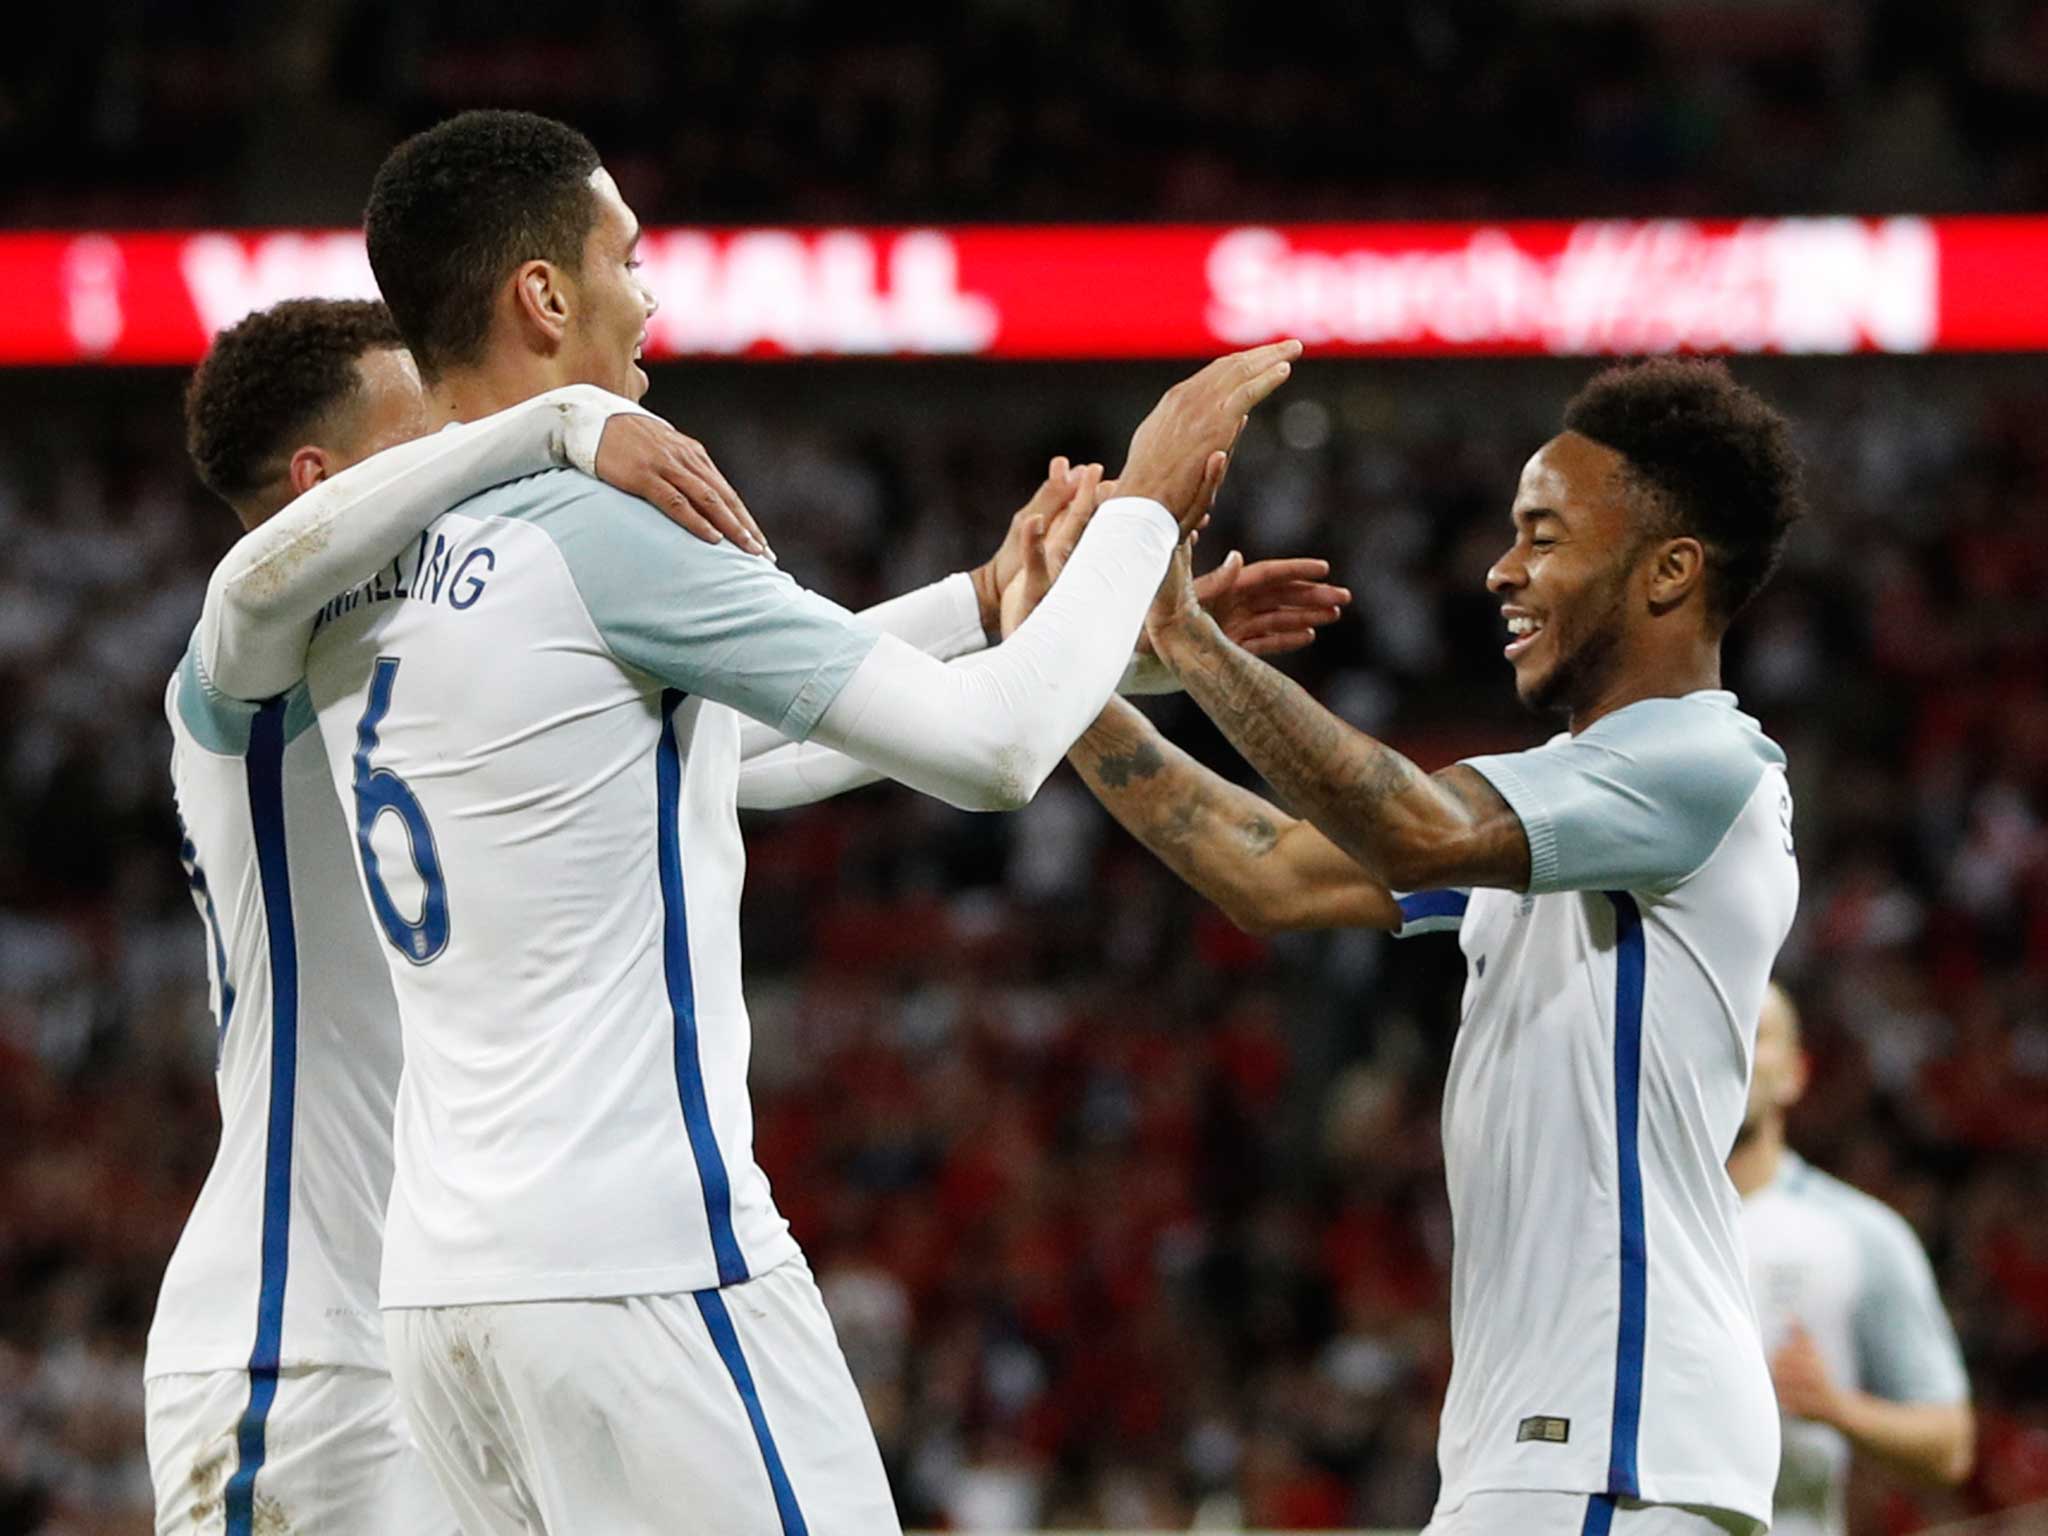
top-left (1153, 610), bottom-right (1512, 889)
top-left (1092, 735), bottom-right (1166, 790)
top-left (1071, 696), bottom-right (1405, 932)
top-left (1072, 698), bottom-right (1291, 909)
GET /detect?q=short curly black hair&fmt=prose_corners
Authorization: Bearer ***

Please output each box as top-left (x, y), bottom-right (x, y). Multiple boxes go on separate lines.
top-left (184, 298), bottom-right (403, 507)
top-left (365, 110), bottom-right (602, 381)
top-left (1563, 358), bottom-right (1806, 625)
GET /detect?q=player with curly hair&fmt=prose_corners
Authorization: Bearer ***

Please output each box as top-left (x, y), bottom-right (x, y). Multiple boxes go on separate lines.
top-left (1055, 357), bottom-right (1808, 1536)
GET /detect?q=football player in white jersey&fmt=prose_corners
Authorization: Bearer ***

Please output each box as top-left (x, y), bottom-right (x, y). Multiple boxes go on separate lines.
top-left (1731, 983), bottom-right (1973, 1535)
top-left (1033, 359), bottom-right (1808, 1536)
top-left (189, 109), bottom-right (1297, 1535)
top-left (150, 297), bottom-right (763, 1536)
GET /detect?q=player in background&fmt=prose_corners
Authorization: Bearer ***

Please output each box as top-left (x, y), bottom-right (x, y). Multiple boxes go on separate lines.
top-left (150, 297), bottom-right (761, 1535)
top-left (192, 108), bottom-right (1297, 1535)
top-left (1014, 358), bottom-right (1806, 1536)
top-left (1731, 983), bottom-right (1973, 1535)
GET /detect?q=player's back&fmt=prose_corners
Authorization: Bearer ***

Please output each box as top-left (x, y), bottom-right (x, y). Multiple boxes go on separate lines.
top-left (303, 468), bottom-right (874, 1308)
top-left (149, 643), bottom-right (402, 1382)
top-left (1434, 691), bottom-right (1798, 1528)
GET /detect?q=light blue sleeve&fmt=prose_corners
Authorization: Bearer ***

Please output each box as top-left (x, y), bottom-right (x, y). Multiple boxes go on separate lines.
top-left (173, 637), bottom-right (320, 755)
top-left (517, 473), bottom-right (880, 740)
top-left (1850, 1202), bottom-right (1970, 1406)
top-left (1461, 696), bottom-right (1774, 895)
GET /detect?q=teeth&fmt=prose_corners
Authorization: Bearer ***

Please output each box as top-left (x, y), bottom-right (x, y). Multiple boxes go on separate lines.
top-left (1507, 617), bottom-right (1542, 637)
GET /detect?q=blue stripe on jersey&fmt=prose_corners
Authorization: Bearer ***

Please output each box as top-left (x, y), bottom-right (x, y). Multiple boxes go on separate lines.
top-left (223, 698), bottom-right (299, 1536)
top-left (695, 1290), bottom-right (810, 1536)
top-left (1580, 1493), bottom-right (1617, 1536)
top-left (1396, 890), bottom-right (1469, 930)
top-left (1604, 892), bottom-right (1648, 1499)
top-left (655, 689), bottom-right (748, 1287)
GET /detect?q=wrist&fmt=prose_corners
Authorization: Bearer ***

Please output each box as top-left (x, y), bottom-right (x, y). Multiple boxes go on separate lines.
top-left (1150, 602), bottom-right (1218, 661)
top-left (1823, 1388), bottom-right (1870, 1439)
top-left (967, 560), bottom-right (1003, 641)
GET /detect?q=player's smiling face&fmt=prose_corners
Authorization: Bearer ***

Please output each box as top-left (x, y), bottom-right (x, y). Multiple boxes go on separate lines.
top-left (1487, 431), bottom-right (1643, 717)
top-left (562, 167), bottom-right (658, 401)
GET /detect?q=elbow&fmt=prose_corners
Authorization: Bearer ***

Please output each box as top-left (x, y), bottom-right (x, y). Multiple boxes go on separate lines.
top-left (937, 745), bottom-right (1048, 819)
top-left (1222, 893), bottom-right (1295, 938)
top-left (955, 732), bottom-right (1055, 813)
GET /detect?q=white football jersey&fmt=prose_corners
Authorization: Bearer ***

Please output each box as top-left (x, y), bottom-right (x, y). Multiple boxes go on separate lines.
top-left (1742, 1152), bottom-right (1968, 1536)
top-left (1400, 691), bottom-right (1799, 1528)
top-left (301, 470), bottom-right (884, 1308)
top-left (147, 645), bottom-right (402, 1379)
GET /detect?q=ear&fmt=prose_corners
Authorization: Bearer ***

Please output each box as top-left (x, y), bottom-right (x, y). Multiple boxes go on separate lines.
top-left (511, 258), bottom-right (572, 351)
top-left (286, 445), bottom-right (332, 498)
top-left (1782, 1047), bottom-right (1811, 1111)
top-left (1645, 535), bottom-right (1707, 613)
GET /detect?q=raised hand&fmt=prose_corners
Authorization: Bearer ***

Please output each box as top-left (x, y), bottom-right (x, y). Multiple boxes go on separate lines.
top-left (1156, 553), bottom-right (1350, 659)
top-left (997, 463), bottom-right (1105, 639)
top-left (595, 413), bottom-right (772, 557)
top-left (972, 456), bottom-right (1091, 635)
top-left (1117, 341), bottom-right (1301, 528)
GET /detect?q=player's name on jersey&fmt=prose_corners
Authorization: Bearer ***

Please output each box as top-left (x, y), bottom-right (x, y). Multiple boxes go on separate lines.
top-left (313, 529), bottom-right (496, 630)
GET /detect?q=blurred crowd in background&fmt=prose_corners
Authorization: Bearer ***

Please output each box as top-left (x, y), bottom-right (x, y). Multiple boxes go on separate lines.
top-left (0, 353), bottom-right (2045, 1533)
top-left (6, 0), bottom-right (2048, 1531)
top-left (7, 0), bottom-right (2048, 228)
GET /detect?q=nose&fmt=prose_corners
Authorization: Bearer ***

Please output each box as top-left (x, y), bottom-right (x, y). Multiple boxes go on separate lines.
top-left (1486, 544), bottom-right (1524, 596)
top-left (640, 278), bottom-right (659, 320)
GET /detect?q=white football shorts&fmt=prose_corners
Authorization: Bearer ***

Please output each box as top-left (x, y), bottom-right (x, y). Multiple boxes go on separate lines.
top-left (144, 1363), bottom-right (458, 1535)
top-left (1427, 1491), bottom-right (1765, 1536)
top-left (385, 1254), bottom-right (900, 1535)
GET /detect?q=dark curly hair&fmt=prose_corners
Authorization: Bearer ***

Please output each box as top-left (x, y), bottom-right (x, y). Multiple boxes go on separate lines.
top-left (365, 110), bottom-right (602, 381)
top-left (184, 298), bottom-right (403, 508)
top-left (1563, 358), bottom-right (1806, 625)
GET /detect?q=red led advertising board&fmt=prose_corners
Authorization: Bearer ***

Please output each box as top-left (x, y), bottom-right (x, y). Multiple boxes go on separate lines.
top-left (2, 217), bottom-right (2044, 364)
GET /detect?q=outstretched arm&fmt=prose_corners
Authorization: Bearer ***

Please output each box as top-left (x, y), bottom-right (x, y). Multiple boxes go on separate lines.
top-left (1146, 546), bottom-right (1532, 893)
top-left (1073, 698), bottom-right (1399, 933)
top-left (198, 386), bottom-right (757, 701)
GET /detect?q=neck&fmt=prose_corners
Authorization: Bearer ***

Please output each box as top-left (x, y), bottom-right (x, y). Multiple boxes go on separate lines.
top-left (1567, 628), bottom-right (1721, 734)
top-left (425, 349), bottom-right (575, 427)
top-left (1727, 1112), bottom-right (1785, 1197)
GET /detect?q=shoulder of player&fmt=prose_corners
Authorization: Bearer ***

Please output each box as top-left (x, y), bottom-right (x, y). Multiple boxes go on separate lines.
top-left (1792, 1161), bottom-right (1930, 1272)
top-left (1579, 691), bottom-right (1783, 803)
top-left (167, 636), bottom-right (318, 758)
top-left (461, 467), bottom-right (765, 573)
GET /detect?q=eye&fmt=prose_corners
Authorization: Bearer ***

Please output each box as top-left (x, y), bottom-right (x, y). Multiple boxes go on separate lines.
top-left (1530, 536), bottom-right (1558, 550)
top-left (626, 257), bottom-right (643, 272)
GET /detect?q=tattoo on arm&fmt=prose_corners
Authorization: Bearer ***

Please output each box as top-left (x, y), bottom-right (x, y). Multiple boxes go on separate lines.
top-left (1092, 736), bottom-right (1166, 790)
top-left (1157, 613), bottom-right (1531, 891)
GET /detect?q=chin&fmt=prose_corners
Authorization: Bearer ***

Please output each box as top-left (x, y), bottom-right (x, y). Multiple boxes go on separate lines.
top-left (1514, 666), bottom-right (1568, 718)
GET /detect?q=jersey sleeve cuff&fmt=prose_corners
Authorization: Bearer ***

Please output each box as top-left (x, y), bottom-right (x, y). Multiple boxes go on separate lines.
top-left (1093, 495), bottom-right (1179, 547)
top-left (771, 626), bottom-right (883, 742)
top-left (1462, 752), bottom-right (1559, 895)
top-left (931, 571), bottom-right (990, 659)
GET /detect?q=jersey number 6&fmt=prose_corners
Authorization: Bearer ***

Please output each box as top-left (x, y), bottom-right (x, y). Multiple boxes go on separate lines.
top-left (352, 657), bottom-right (452, 965)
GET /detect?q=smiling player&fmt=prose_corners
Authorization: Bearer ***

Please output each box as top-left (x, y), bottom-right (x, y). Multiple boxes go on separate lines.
top-left (1061, 359), bottom-right (1806, 1536)
top-left (186, 108), bottom-right (1294, 1535)
top-left (150, 297), bottom-right (757, 1536)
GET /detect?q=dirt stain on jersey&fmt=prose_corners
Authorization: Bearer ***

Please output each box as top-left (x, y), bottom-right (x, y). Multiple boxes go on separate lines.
top-left (446, 1307), bottom-right (493, 1394)
top-left (188, 1438), bottom-right (231, 1525)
